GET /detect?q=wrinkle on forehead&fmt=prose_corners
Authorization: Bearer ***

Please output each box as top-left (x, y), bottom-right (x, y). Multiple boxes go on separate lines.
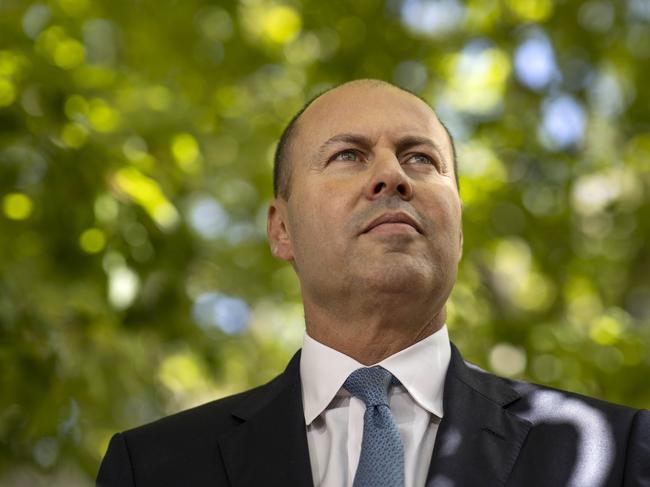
top-left (294, 82), bottom-right (450, 162)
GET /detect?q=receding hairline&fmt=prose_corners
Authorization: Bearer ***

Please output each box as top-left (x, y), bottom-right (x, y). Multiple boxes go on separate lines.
top-left (293, 80), bottom-right (440, 144)
top-left (273, 79), bottom-right (458, 199)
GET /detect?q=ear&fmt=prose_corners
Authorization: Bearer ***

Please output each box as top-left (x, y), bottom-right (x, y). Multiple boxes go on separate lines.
top-left (267, 198), bottom-right (294, 262)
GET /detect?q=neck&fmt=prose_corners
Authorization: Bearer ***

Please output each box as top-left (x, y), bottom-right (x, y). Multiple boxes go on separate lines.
top-left (303, 298), bottom-right (446, 365)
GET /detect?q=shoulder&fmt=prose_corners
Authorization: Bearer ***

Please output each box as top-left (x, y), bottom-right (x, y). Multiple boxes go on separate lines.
top-left (97, 355), bottom-right (303, 486)
top-left (450, 344), bottom-right (644, 423)
top-left (498, 374), bottom-right (650, 482)
top-left (470, 358), bottom-right (642, 424)
top-left (462, 356), bottom-right (649, 454)
top-left (508, 376), bottom-right (640, 420)
top-left (119, 369), bottom-right (289, 453)
top-left (452, 352), bottom-right (650, 483)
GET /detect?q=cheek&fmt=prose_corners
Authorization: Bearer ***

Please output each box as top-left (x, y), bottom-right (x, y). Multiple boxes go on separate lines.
top-left (289, 193), bottom-right (343, 256)
top-left (297, 181), bottom-right (352, 221)
top-left (422, 191), bottom-right (462, 243)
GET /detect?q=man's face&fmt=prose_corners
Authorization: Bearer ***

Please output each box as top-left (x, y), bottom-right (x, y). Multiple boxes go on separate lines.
top-left (268, 83), bottom-right (463, 310)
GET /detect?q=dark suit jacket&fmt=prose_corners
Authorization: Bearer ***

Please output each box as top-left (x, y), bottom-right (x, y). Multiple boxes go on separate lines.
top-left (97, 344), bottom-right (650, 486)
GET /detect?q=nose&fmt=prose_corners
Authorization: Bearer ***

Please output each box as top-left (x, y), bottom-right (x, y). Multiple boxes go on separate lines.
top-left (364, 153), bottom-right (414, 201)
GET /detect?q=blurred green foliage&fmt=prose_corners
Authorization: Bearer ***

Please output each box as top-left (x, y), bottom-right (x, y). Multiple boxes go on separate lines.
top-left (1, 0), bottom-right (650, 484)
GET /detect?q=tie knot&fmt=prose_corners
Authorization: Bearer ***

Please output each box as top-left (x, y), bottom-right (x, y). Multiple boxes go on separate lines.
top-left (343, 366), bottom-right (394, 407)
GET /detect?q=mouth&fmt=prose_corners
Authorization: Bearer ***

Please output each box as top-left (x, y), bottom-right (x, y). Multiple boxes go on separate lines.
top-left (362, 212), bottom-right (423, 235)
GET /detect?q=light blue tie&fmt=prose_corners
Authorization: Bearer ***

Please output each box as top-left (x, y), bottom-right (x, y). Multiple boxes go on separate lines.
top-left (344, 366), bottom-right (405, 487)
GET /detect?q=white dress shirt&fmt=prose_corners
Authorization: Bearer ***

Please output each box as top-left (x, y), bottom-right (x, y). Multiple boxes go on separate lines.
top-left (300, 325), bottom-right (451, 487)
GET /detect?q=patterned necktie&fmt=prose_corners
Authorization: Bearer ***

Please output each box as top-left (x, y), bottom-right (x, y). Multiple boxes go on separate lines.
top-left (344, 366), bottom-right (405, 487)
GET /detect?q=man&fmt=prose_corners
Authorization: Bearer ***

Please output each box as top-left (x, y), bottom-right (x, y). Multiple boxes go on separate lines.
top-left (97, 79), bottom-right (650, 486)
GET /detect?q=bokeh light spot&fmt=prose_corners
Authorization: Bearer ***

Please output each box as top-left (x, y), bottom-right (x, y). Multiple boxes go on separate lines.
top-left (514, 272), bottom-right (556, 312)
top-left (36, 25), bottom-right (65, 57)
top-left (514, 31), bottom-right (557, 90)
top-left (0, 78), bottom-right (16, 107)
top-left (171, 133), bottom-right (201, 173)
top-left (400, 0), bottom-right (464, 37)
top-left (73, 64), bottom-right (117, 89)
top-left (443, 41), bottom-right (511, 115)
top-left (88, 98), bottom-right (120, 132)
top-left (22, 4), bottom-right (52, 39)
top-left (64, 94), bottom-right (88, 119)
top-left (108, 264), bottom-right (140, 309)
top-left (158, 352), bottom-right (207, 393)
top-left (61, 122), bottom-right (88, 148)
top-left (284, 32), bottom-right (322, 65)
top-left (146, 85), bottom-right (172, 111)
top-left (457, 140), bottom-right (508, 204)
top-left (197, 6), bottom-right (233, 42)
top-left (0, 51), bottom-right (25, 78)
top-left (590, 316), bottom-right (622, 345)
top-left (188, 195), bottom-right (229, 240)
top-left (506, 0), bottom-right (553, 21)
top-left (193, 292), bottom-right (251, 334)
top-left (79, 228), bottom-right (106, 254)
top-left (539, 95), bottom-right (586, 150)
top-left (83, 19), bottom-right (118, 66)
top-left (578, 0), bottom-right (615, 32)
top-left (122, 136), bottom-right (148, 162)
top-left (33, 437), bottom-right (58, 468)
top-left (53, 38), bottom-right (85, 69)
top-left (3, 193), bottom-right (33, 220)
top-left (628, 0), bottom-right (650, 22)
top-left (262, 5), bottom-right (302, 44)
top-left (113, 167), bottom-right (179, 230)
top-left (489, 343), bottom-right (527, 377)
top-left (94, 194), bottom-right (119, 223)
top-left (490, 237), bottom-right (555, 311)
top-left (571, 168), bottom-right (641, 216)
top-left (121, 136), bottom-right (155, 169)
top-left (588, 69), bottom-right (626, 118)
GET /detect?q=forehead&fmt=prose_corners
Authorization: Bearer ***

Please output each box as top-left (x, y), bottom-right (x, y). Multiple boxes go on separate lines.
top-left (295, 84), bottom-right (447, 153)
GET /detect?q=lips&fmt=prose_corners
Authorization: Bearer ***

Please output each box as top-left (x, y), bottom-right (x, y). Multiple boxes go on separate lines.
top-left (362, 212), bottom-right (423, 234)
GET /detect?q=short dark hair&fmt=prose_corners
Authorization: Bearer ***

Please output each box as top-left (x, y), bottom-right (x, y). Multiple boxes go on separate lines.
top-left (273, 82), bottom-right (459, 200)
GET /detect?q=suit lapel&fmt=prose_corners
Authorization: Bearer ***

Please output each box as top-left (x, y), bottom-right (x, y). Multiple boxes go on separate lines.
top-left (218, 351), bottom-right (313, 487)
top-left (217, 342), bottom-right (532, 487)
top-left (426, 344), bottom-right (532, 487)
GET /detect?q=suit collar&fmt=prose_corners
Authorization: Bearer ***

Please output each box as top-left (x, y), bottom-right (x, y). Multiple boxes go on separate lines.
top-left (218, 351), bottom-right (313, 487)
top-left (426, 343), bottom-right (532, 487)
top-left (447, 343), bottom-right (521, 407)
top-left (300, 325), bottom-right (451, 424)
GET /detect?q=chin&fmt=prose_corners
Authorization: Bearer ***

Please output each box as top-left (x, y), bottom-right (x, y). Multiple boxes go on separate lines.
top-left (359, 261), bottom-right (437, 294)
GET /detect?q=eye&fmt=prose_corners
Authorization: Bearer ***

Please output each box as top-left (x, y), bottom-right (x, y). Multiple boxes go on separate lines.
top-left (405, 153), bottom-right (435, 165)
top-left (331, 149), bottom-right (361, 162)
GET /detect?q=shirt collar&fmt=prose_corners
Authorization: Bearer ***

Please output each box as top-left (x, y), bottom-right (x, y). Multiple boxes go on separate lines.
top-left (300, 325), bottom-right (451, 425)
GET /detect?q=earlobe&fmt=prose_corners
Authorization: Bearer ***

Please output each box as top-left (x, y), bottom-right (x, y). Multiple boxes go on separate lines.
top-left (267, 199), bottom-right (294, 262)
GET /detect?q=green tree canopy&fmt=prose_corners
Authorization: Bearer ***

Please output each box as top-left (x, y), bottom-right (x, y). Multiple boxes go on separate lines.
top-left (1, 0), bottom-right (649, 484)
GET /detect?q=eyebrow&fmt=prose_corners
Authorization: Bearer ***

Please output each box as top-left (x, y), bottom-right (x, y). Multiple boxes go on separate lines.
top-left (316, 133), bottom-right (374, 160)
top-left (394, 135), bottom-right (445, 163)
top-left (316, 132), bottom-right (447, 164)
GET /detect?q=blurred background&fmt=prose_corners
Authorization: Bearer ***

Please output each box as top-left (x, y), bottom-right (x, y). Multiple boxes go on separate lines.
top-left (1, 0), bottom-right (650, 484)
